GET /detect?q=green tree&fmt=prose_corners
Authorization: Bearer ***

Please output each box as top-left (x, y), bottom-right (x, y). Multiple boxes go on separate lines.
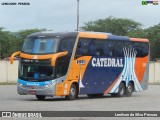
top-left (16, 29), bottom-right (46, 51)
top-left (0, 28), bottom-right (17, 58)
top-left (0, 28), bottom-right (45, 59)
top-left (128, 23), bottom-right (160, 60)
top-left (81, 16), bottom-right (142, 36)
top-left (145, 24), bottom-right (160, 60)
top-left (126, 29), bottom-right (147, 38)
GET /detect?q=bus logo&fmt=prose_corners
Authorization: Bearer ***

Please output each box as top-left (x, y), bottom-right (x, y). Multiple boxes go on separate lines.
top-left (92, 58), bottom-right (123, 67)
top-left (33, 55), bottom-right (38, 59)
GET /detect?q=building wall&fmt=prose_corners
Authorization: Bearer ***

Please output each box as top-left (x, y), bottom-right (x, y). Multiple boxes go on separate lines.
top-left (0, 60), bottom-right (160, 84)
top-left (0, 60), bottom-right (18, 83)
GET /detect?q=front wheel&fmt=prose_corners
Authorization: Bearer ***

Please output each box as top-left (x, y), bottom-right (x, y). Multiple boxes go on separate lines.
top-left (65, 84), bottom-right (77, 100)
top-left (36, 95), bottom-right (46, 100)
top-left (125, 82), bottom-right (133, 97)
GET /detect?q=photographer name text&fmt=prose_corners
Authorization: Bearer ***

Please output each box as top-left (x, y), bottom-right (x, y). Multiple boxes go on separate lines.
top-left (1, 2), bottom-right (30, 5)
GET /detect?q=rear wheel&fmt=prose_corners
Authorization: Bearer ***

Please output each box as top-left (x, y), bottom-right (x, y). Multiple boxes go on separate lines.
top-left (125, 82), bottom-right (133, 97)
top-left (110, 93), bottom-right (116, 97)
top-left (65, 84), bottom-right (77, 100)
top-left (97, 94), bottom-right (104, 97)
top-left (36, 95), bottom-right (46, 100)
top-left (115, 82), bottom-right (125, 97)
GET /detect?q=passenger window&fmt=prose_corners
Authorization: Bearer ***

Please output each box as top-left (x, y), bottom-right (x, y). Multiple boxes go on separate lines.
top-left (75, 38), bottom-right (92, 56)
top-left (112, 41), bottom-right (124, 57)
top-left (59, 37), bottom-right (76, 56)
top-left (142, 43), bottom-right (149, 57)
top-left (90, 39), bottom-right (104, 56)
top-left (132, 42), bottom-right (149, 57)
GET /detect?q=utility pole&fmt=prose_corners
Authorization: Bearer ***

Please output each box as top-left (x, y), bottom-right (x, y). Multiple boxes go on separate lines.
top-left (0, 43), bottom-right (1, 59)
top-left (77, 0), bottom-right (80, 31)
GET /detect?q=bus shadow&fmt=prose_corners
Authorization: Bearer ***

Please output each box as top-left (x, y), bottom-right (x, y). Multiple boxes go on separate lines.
top-left (22, 94), bottom-right (141, 102)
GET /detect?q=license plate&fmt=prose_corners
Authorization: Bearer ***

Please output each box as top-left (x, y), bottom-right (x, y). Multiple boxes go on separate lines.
top-left (30, 91), bottom-right (36, 94)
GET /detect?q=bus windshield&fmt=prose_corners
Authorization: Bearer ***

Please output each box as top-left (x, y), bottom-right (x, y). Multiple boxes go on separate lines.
top-left (22, 37), bottom-right (59, 54)
top-left (19, 64), bottom-right (55, 81)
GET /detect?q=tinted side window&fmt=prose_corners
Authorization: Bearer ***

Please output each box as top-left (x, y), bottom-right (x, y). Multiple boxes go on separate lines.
top-left (90, 39), bottom-right (105, 56)
top-left (112, 41), bottom-right (125, 57)
top-left (132, 42), bottom-right (149, 57)
top-left (56, 56), bottom-right (69, 78)
top-left (142, 42), bottom-right (149, 56)
top-left (123, 41), bottom-right (133, 56)
top-left (102, 40), bottom-right (113, 57)
top-left (75, 38), bottom-right (92, 56)
top-left (59, 37), bottom-right (76, 56)
top-left (103, 40), bottom-right (131, 57)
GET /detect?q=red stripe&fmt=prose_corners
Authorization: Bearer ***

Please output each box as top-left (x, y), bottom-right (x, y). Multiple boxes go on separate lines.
top-left (104, 73), bottom-right (122, 94)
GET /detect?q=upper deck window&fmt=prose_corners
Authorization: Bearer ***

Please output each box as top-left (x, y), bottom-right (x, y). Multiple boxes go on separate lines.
top-left (22, 37), bottom-right (59, 54)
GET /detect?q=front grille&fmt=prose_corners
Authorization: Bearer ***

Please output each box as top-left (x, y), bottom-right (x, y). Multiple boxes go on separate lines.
top-left (22, 85), bottom-right (44, 89)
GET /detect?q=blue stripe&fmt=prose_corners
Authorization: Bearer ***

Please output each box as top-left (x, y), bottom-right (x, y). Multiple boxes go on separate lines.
top-left (18, 79), bottom-right (52, 86)
top-left (32, 39), bottom-right (40, 53)
top-left (108, 35), bottom-right (129, 41)
top-left (114, 84), bottom-right (119, 93)
top-left (46, 39), bottom-right (53, 52)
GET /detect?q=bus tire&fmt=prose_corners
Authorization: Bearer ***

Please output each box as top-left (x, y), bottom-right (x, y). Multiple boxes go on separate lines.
top-left (65, 84), bottom-right (77, 100)
top-left (117, 82), bottom-right (125, 97)
top-left (125, 82), bottom-right (133, 97)
top-left (110, 93), bottom-right (116, 97)
top-left (97, 94), bottom-right (104, 97)
top-left (36, 95), bottom-right (46, 100)
top-left (87, 94), bottom-right (93, 98)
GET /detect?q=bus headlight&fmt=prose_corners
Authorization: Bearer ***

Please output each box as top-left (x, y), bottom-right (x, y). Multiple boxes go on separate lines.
top-left (45, 84), bottom-right (53, 88)
top-left (52, 80), bottom-right (57, 86)
top-left (45, 81), bottom-right (56, 88)
top-left (18, 83), bottom-right (23, 86)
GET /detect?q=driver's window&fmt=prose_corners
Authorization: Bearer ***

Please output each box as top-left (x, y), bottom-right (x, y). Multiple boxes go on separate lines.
top-left (56, 57), bottom-right (68, 78)
top-left (59, 37), bottom-right (76, 56)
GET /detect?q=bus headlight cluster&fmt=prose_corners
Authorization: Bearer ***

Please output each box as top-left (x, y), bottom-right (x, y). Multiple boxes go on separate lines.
top-left (52, 80), bottom-right (57, 86)
top-left (45, 81), bottom-right (56, 88)
top-left (45, 84), bottom-right (53, 88)
top-left (18, 83), bottom-right (23, 86)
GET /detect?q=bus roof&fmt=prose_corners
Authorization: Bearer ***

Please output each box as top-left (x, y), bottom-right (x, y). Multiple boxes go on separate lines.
top-left (28, 31), bottom-right (78, 38)
top-left (27, 31), bottom-right (149, 42)
top-left (78, 31), bottom-right (149, 42)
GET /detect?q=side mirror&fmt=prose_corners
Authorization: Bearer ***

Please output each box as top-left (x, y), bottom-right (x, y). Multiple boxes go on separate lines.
top-left (10, 51), bottom-right (21, 64)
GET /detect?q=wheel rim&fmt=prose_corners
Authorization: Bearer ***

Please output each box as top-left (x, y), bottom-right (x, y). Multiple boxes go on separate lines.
top-left (127, 85), bottom-right (132, 93)
top-left (120, 86), bottom-right (124, 95)
top-left (70, 87), bottom-right (76, 98)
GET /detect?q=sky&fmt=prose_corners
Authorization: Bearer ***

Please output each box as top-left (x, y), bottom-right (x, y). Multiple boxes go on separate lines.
top-left (0, 0), bottom-right (159, 32)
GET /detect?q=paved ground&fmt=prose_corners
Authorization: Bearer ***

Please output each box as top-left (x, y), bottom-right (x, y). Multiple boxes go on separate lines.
top-left (0, 85), bottom-right (159, 119)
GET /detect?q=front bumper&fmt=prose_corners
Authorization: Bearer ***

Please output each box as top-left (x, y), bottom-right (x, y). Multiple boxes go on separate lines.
top-left (17, 79), bottom-right (56, 96)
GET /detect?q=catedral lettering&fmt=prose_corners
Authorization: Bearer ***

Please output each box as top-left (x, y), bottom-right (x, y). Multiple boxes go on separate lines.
top-left (92, 58), bottom-right (123, 67)
top-left (10, 31), bottom-right (150, 100)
